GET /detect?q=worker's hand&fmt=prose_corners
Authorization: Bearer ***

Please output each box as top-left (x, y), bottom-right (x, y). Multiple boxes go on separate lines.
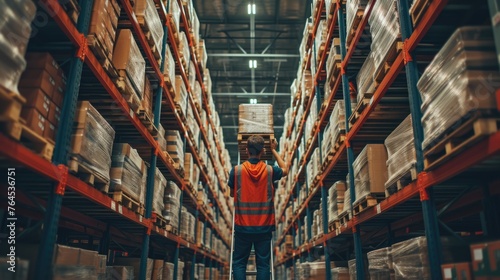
top-left (271, 138), bottom-right (278, 151)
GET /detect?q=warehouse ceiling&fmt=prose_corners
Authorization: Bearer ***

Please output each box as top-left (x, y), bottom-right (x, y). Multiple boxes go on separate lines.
top-left (193, 0), bottom-right (311, 165)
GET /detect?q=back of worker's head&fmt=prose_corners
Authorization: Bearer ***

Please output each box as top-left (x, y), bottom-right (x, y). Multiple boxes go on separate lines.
top-left (247, 135), bottom-right (265, 156)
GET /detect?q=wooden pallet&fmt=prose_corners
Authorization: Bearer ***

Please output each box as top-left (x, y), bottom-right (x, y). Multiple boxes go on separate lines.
top-left (115, 71), bottom-right (141, 111)
top-left (424, 116), bottom-right (500, 171)
top-left (326, 55), bottom-right (342, 82)
top-left (348, 98), bottom-right (371, 127)
top-left (0, 87), bottom-right (25, 123)
top-left (374, 40), bottom-right (403, 84)
top-left (353, 193), bottom-right (385, 216)
top-left (346, 9), bottom-right (365, 46)
top-left (163, 74), bottom-right (175, 98)
top-left (69, 157), bottom-right (110, 192)
top-left (338, 211), bottom-right (350, 226)
top-left (137, 107), bottom-right (158, 136)
top-left (152, 212), bottom-right (169, 229)
top-left (322, 134), bottom-right (346, 170)
top-left (165, 224), bottom-right (178, 235)
top-left (328, 219), bottom-right (341, 233)
top-left (237, 133), bottom-right (275, 162)
top-left (385, 165), bottom-right (418, 197)
top-left (2, 119), bottom-right (55, 161)
top-left (61, 0), bottom-right (80, 23)
top-left (109, 190), bottom-right (144, 216)
top-left (410, 0), bottom-right (432, 26)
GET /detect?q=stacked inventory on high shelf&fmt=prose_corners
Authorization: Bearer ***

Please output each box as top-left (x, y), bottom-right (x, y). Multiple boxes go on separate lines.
top-left (0, 0), bottom-right (234, 279)
top-left (274, 0), bottom-right (500, 280)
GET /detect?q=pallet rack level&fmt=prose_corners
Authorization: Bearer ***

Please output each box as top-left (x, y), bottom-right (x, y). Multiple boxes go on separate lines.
top-left (0, 0), bottom-right (232, 278)
top-left (274, 0), bottom-right (500, 279)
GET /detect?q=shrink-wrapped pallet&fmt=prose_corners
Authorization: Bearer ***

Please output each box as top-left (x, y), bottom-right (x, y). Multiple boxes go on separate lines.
top-left (113, 29), bottom-right (146, 99)
top-left (348, 259), bottom-right (357, 280)
top-left (346, 0), bottom-right (369, 46)
top-left (114, 258), bottom-right (153, 280)
top-left (168, 0), bottom-right (181, 33)
top-left (392, 236), bottom-right (469, 280)
top-left (110, 144), bottom-right (146, 203)
top-left (174, 75), bottom-right (188, 114)
top-left (162, 44), bottom-right (175, 85)
top-left (417, 27), bottom-right (500, 150)
top-left (134, 0), bottom-right (163, 56)
top-left (332, 267), bottom-right (350, 280)
top-left (301, 70), bottom-right (314, 106)
top-left (342, 174), bottom-right (352, 216)
top-left (71, 102), bottom-right (115, 184)
top-left (0, 0), bottom-right (36, 94)
top-left (153, 168), bottom-right (166, 214)
top-left (368, 0), bottom-right (400, 73)
top-left (356, 52), bottom-right (376, 102)
top-left (166, 130), bottom-right (184, 167)
top-left (106, 266), bottom-right (134, 280)
top-left (353, 144), bottom-right (388, 204)
top-left (238, 104), bottom-right (274, 134)
top-left (178, 31), bottom-right (190, 67)
top-left (88, 0), bottom-right (120, 61)
top-left (368, 247), bottom-right (393, 280)
top-left (328, 181), bottom-right (346, 223)
top-left (188, 60), bottom-right (196, 93)
top-left (313, 20), bottom-right (328, 75)
top-left (384, 115), bottom-right (416, 190)
top-left (198, 39), bottom-right (208, 69)
top-left (163, 181), bottom-right (181, 229)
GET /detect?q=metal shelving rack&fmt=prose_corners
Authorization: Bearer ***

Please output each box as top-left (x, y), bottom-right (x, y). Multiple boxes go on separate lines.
top-left (274, 0), bottom-right (500, 279)
top-left (0, 0), bottom-right (232, 278)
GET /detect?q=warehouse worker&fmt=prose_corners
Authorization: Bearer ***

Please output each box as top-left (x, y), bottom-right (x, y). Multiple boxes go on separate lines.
top-left (229, 135), bottom-right (288, 280)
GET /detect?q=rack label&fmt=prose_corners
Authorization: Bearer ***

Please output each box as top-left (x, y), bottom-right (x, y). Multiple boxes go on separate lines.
top-left (164, 231), bottom-right (167, 237)
top-left (111, 201), bottom-right (116, 211)
top-left (376, 204), bottom-right (381, 214)
top-left (118, 205), bottom-right (123, 214)
top-left (139, 216), bottom-right (143, 222)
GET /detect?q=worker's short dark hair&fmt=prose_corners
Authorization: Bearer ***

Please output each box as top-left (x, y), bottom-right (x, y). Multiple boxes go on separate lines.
top-left (247, 135), bottom-right (265, 156)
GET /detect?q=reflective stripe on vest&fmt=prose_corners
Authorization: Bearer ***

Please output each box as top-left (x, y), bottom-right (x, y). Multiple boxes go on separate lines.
top-left (234, 162), bottom-right (275, 228)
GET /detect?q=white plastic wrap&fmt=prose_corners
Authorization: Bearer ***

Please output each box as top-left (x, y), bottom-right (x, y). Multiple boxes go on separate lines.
top-left (174, 75), bottom-right (188, 113)
top-left (168, 0), bottom-right (181, 34)
top-left (385, 115), bottom-right (416, 189)
top-left (238, 104), bottom-right (274, 134)
top-left (368, 0), bottom-right (400, 72)
top-left (331, 267), bottom-right (350, 280)
top-left (113, 29), bottom-right (146, 98)
top-left (346, 0), bottom-right (369, 45)
top-left (301, 70), bottom-right (314, 106)
top-left (344, 174), bottom-right (352, 214)
top-left (71, 102), bottom-right (115, 183)
top-left (0, 0), bottom-right (36, 94)
top-left (153, 168), bottom-right (166, 214)
top-left (163, 181), bottom-right (181, 229)
top-left (106, 266), bottom-right (134, 280)
top-left (356, 52), bottom-right (376, 102)
top-left (110, 144), bottom-right (146, 203)
top-left (53, 266), bottom-right (96, 280)
top-left (417, 27), bottom-right (500, 150)
top-left (352, 145), bottom-right (388, 204)
top-left (367, 247), bottom-right (392, 280)
top-left (328, 181), bottom-right (346, 223)
top-left (179, 31), bottom-right (191, 66)
top-left (163, 44), bottom-right (175, 85)
top-left (348, 259), bottom-right (357, 280)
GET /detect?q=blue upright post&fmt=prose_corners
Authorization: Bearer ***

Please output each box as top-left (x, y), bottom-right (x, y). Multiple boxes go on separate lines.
top-left (35, 2), bottom-right (93, 279)
top-left (337, 3), bottom-right (366, 279)
top-left (396, 1), bottom-right (442, 279)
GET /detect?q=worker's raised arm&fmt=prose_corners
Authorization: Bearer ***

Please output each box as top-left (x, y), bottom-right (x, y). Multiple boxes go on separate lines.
top-left (271, 139), bottom-right (288, 176)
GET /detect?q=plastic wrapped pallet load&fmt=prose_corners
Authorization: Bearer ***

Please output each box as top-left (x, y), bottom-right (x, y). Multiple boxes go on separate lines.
top-left (114, 258), bottom-right (153, 280)
top-left (392, 236), bottom-right (470, 279)
top-left (356, 52), bottom-right (376, 102)
top-left (88, 0), bottom-right (120, 62)
top-left (352, 144), bottom-right (388, 205)
top-left (328, 181), bottom-right (346, 223)
top-left (331, 267), bottom-right (350, 280)
top-left (152, 168), bottom-right (166, 215)
top-left (166, 130), bottom-right (185, 168)
top-left (112, 29), bottom-right (146, 100)
top-left (110, 143), bottom-right (147, 203)
top-left (367, 247), bottom-right (393, 280)
top-left (0, 0), bottom-right (36, 94)
top-left (133, 0), bottom-right (164, 60)
top-left (417, 26), bottom-right (500, 150)
top-left (346, 0), bottom-right (369, 46)
top-left (70, 101), bottom-right (115, 188)
top-left (106, 266), bottom-right (134, 280)
top-left (238, 104), bottom-right (274, 134)
top-left (384, 115), bottom-right (416, 192)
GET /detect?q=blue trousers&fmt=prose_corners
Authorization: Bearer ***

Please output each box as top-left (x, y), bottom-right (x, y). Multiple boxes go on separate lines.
top-left (232, 231), bottom-right (272, 280)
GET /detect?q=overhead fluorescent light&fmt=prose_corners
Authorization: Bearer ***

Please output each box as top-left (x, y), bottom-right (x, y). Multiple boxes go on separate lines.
top-left (248, 3), bottom-right (256, 14)
top-left (250, 98), bottom-right (257, 104)
top-left (248, 60), bottom-right (257, 69)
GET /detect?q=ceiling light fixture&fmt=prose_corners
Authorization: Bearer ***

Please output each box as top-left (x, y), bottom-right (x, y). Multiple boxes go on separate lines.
top-left (248, 3), bottom-right (256, 15)
top-left (250, 98), bottom-right (257, 104)
top-left (248, 59), bottom-right (257, 69)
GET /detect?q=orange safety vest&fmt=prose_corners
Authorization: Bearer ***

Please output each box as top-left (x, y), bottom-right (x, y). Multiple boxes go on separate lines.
top-left (234, 161), bottom-right (275, 233)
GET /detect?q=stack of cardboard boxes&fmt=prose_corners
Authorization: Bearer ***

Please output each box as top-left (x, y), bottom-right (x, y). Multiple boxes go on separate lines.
top-left (110, 143), bottom-right (147, 203)
top-left (166, 130), bottom-right (185, 170)
top-left (19, 53), bottom-right (67, 143)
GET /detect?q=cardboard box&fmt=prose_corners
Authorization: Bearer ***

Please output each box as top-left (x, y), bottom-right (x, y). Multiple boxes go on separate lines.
top-left (44, 121), bottom-right (57, 141)
top-left (353, 144), bottom-right (388, 196)
top-left (442, 262), bottom-right (472, 280)
top-left (24, 52), bottom-right (66, 84)
top-left (471, 243), bottom-right (489, 274)
top-left (151, 259), bottom-right (163, 280)
top-left (106, 266), bottom-right (134, 280)
top-left (114, 257), bottom-right (153, 280)
top-left (238, 104), bottom-right (274, 134)
top-left (19, 87), bottom-right (51, 118)
top-left (51, 85), bottom-right (65, 107)
top-left (47, 102), bottom-right (61, 126)
top-left (54, 245), bottom-right (80, 266)
top-left (19, 69), bottom-right (58, 99)
top-left (471, 241), bottom-right (500, 278)
top-left (21, 107), bottom-right (46, 137)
